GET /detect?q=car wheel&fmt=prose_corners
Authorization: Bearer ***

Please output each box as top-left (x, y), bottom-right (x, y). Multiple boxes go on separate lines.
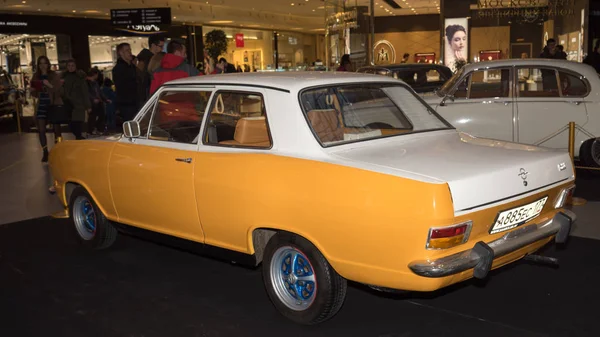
top-left (579, 138), bottom-right (600, 174)
top-left (262, 232), bottom-right (347, 325)
top-left (69, 186), bottom-right (117, 249)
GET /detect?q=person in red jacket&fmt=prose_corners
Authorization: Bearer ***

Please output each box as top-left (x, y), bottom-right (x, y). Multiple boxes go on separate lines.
top-left (150, 39), bottom-right (200, 94)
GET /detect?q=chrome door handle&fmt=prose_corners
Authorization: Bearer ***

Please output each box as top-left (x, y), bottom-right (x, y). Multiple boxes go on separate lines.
top-left (175, 157), bottom-right (192, 163)
top-left (570, 101), bottom-right (581, 105)
top-left (492, 101), bottom-right (510, 106)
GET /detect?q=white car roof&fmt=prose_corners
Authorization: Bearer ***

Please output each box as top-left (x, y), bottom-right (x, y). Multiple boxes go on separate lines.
top-left (164, 71), bottom-right (401, 92)
top-left (462, 58), bottom-right (598, 78)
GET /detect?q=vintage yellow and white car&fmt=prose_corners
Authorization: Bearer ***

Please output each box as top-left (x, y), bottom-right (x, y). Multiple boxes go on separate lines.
top-left (49, 72), bottom-right (577, 325)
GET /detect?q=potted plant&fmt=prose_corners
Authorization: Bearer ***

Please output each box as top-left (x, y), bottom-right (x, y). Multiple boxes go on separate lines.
top-left (204, 29), bottom-right (228, 66)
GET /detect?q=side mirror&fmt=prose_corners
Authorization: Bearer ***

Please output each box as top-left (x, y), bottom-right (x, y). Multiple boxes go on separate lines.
top-left (440, 94), bottom-right (455, 107)
top-left (123, 120), bottom-right (141, 139)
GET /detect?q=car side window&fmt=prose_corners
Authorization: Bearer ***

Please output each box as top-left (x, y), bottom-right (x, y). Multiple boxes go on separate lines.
top-left (468, 69), bottom-right (511, 99)
top-left (147, 90), bottom-right (212, 144)
top-left (517, 68), bottom-right (560, 98)
top-left (138, 103), bottom-right (154, 137)
top-left (558, 71), bottom-right (589, 97)
top-left (203, 91), bottom-right (272, 149)
top-left (451, 69), bottom-right (510, 99)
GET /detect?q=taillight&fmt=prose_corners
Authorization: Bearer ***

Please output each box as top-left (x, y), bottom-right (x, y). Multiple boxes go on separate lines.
top-left (554, 185), bottom-right (575, 209)
top-left (426, 221), bottom-right (472, 250)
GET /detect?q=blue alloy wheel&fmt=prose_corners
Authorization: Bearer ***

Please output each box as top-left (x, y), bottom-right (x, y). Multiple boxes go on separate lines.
top-left (73, 195), bottom-right (97, 240)
top-left (270, 246), bottom-right (317, 311)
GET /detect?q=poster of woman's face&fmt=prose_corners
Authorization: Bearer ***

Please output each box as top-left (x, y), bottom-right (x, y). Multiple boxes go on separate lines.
top-left (444, 18), bottom-right (468, 72)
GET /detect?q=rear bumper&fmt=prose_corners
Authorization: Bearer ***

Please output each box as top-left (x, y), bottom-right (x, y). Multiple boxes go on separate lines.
top-left (408, 210), bottom-right (576, 279)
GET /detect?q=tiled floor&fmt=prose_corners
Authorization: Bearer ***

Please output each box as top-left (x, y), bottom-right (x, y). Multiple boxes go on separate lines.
top-left (0, 133), bottom-right (68, 225)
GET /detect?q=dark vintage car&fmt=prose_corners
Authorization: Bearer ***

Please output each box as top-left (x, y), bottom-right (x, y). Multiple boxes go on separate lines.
top-left (356, 63), bottom-right (453, 93)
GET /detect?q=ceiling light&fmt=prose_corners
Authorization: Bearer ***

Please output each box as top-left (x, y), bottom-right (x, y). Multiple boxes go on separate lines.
top-left (72, 10), bottom-right (76, 13)
top-left (207, 20), bottom-right (234, 24)
top-left (22, 0), bottom-right (26, 3)
top-left (291, 2), bottom-right (294, 5)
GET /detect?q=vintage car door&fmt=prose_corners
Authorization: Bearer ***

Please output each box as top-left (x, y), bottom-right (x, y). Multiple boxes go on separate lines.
top-left (515, 66), bottom-right (589, 151)
top-left (433, 67), bottom-right (515, 142)
top-left (108, 88), bottom-right (214, 242)
top-left (192, 88), bottom-right (273, 252)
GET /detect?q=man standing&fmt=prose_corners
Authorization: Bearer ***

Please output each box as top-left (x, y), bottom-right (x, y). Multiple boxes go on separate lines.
top-left (112, 43), bottom-right (139, 123)
top-left (540, 38), bottom-right (560, 59)
top-left (137, 35), bottom-right (165, 102)
top-left (150, 39), bottom-right (200, 94)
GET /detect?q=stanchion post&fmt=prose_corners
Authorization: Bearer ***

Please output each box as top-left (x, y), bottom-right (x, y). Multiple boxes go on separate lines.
top-left (15, 99), bottom-right (22, 135)
top-left (567, 121), bottom-right (586, 206)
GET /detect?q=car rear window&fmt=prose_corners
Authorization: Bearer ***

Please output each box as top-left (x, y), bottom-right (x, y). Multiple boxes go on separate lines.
top-left (299, 83), bottom-right (452, 147)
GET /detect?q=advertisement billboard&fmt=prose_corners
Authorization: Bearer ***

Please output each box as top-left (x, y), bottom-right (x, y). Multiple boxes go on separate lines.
top-left (444, 18), bottom-right (468, 72)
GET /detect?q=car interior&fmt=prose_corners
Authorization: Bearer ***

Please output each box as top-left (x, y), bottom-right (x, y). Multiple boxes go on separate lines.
top-left (301, 86), bottom-right (414, 145)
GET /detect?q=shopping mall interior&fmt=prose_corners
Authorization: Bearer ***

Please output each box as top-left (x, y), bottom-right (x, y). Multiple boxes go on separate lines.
top-left (1, 0), bottom-right (600, 336)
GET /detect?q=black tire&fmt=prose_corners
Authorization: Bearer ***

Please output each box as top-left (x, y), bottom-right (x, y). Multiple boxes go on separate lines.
top-left (262, 232), bottom-right (347, 325)
top-left (69, 186), bottom-right (117, 249)
top-left (580, 138), bottom-right (600, 166)
top-left (579, 138), bottom-right (600, 175)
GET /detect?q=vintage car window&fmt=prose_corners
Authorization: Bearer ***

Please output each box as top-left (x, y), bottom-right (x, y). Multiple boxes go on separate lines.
top-left (203, 91), bottom-right (271, 149)
top-left (517, 68), bottom-right (559, 98)
top-left (300, 83), bottom-right (452, 147)
top-left (469, 69), bottom-right (510, 98)
top-left (557, 71), bottom-right (589, 97)
top-left (147, 90), bottom-right (212, 144)
top-left (138, 103), bottom-right (154, 137)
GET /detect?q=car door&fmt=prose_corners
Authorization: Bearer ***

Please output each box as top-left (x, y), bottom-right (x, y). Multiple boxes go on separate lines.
top-left (193, 88), bottom-right (273, 252)
top-left (515, 66), bottom-right (589, 151)
top-left (108, 88), bottom-right (214, 242)
top-left (435, 67), bottom-right (515, 142)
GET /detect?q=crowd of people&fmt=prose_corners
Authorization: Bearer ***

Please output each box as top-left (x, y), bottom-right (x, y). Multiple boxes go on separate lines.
top-left (29, 34), bottom-right (245, 164)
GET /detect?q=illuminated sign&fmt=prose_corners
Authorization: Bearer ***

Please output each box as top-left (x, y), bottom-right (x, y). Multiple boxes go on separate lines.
top-left (373, 40), bottom-right (396, 65)
top-left (111, 8), bottom-right (171, 26)
top-left (474, 0), bottom-right (575, 18)
top-left (0, 21), bottom-right (27, 26)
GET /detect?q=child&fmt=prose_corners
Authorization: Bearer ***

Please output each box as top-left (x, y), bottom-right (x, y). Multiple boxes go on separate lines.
top-left (102, 78), bottom-right (117, 134)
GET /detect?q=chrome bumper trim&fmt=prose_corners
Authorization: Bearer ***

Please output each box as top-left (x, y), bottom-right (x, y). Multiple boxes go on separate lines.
top-left (408, 210), bottom-right (576, 278)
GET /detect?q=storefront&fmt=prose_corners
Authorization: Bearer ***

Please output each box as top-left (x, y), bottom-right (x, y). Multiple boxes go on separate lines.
top-left (201, 25), bottom-right (322, 72)
top-left (366, 0), bottom-right (591, 72)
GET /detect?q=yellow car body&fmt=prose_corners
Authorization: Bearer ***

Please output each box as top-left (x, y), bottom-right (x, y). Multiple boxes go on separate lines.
top-left (49, 72), bottom-right (576, 324)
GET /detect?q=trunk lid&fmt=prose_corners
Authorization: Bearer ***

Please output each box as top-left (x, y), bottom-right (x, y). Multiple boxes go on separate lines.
top-left (329, 131), bottom-right (574, 213)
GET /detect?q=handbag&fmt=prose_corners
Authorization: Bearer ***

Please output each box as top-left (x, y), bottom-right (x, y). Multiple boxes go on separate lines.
top-left (48, 103), bottom-right (72, 124)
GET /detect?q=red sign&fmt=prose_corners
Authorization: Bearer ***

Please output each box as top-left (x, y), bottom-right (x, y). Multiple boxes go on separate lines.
top-left (235, 33), bottom-right (244, 48)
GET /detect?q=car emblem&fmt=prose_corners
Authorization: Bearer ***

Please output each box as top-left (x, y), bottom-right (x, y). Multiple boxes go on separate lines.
top-left (558, 162), bottom-right (566, 171)
top-left (518, 168), bottom-right (529, 186)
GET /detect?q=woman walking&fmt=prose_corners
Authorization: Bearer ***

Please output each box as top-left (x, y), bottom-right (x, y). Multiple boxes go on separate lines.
top-left (30, 55), bottom-right (63, 162)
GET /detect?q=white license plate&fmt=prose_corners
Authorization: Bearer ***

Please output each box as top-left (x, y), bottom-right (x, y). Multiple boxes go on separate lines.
top-left (490, 196), bottom-right (549, 234)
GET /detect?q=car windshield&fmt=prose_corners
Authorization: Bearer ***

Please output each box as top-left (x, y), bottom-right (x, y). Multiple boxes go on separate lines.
top-left (299, 83), bottom-right (453, 147)
top-left (438, 67), bottom-right (465, 96)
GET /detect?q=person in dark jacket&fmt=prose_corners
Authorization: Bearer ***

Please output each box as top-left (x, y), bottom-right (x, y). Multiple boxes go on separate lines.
top-left (540, 38), bottom-right (561, 59)
top-left (86, 68), bottom-right (110, 135)
top-left (217, 57), bottom-right (237, 73)
top-left (112, 42), bottom-right (139, 124)
top-left (63, 59), bottom-right (91, 140)
top-left (150, 39), bottom-right (200, 94)
top-left (583, 40), bottom-right (600, 74)
top-left (102, 78), bottom-right (117, 133)
top-left (137, 35), bottom-right (165, 103)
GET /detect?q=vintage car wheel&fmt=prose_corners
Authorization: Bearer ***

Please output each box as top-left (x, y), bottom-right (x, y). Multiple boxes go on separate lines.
top-left (579, 138), bottom-right (600, 173)
top-left (69, 186), bottom-right (117, 249)
top-left (262, 232), bottom-right (347, 325)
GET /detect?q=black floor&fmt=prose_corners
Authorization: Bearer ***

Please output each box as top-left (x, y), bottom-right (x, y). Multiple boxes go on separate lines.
top-left (1, 217), bottom-right (598, 337)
